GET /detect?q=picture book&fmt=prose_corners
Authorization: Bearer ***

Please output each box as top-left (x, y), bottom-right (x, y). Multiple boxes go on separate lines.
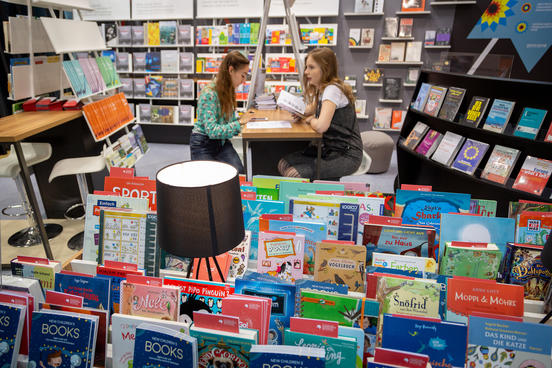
top-left (361, 28), bottom-right (375, 47)
top-left (279, 181), bottom-right (345, 213)
top-left (374, 107), bottom-right (393, 129)
top-left (424, 30), bottom-right (436, 46)
top-left (119, 279), bottom-right (180, 321)
top-left (191, 253), bottom-right (231, 283)
top-left (147, 22), bottom-right (160, 45)
top-left (512, 156), bottom-right (552, 195)
top-left (513, 107), bottom-right (547, 139)
top-left (480, 145), bottom-right (521, 185)
top-left (290, 198), bottom-right (340, 240)
top-left (349, 28), bottom-right (361, 46)
top-left (391, 110), bottom-right (406, 130)
top-left (412, 83), bottom-right (432, 111)
top-left (145, 52), bottom-right (161, 72)
top-left (470, 198), bottom-right (498, 217)
top-left (378, 44), bottom-right (391, 62)
top-left (401, 0), bottom-right (425, 11)
top-left (383, 77), bottom-right (401, 101)
top-left (159, 20), bottom-right (177, 45)
top-left (227, 230), bottom-right (252, 281)
top-left (435, 28), bottom-right (451, 45)
top-left (414, 129), bottom-right (442, 157)
top-left (284, 329), bottom-right (357, 368)
top-left (383, 17), bottom-right (399, 37)
top-left (54, 272), bottom-right (110, 311)
top-left (439, 241), bottom-right (502, 279)
top-left (446, 277), bottom-right (524, 323)
top-left (222, 294), bottom-right (271, 344)
top-left (0, 290), bottom-right (33, 356)
top-left (403, 121), bottom-right (429, 149)
top-left (257, 231), bottom-right (305, 283)
top-left (354, 0), bottom-right (374, 12)
top-left (133, 323), bottom-right (197, 368)
top-left (242, 198), bottom-right (286, 259)
top-left (234, 279), bottom-right (295, 345)
top-left (450, 138), bottom-right (490, 175)
top-left (437, 87), bottom-right (466, 122)
top-left (0, 303), bottom-right (25, 368)
top-left (517, 211), bottom-right (552, 245)
top-left (430, 131), bottom-right (465, 166)
top-left (10, 256), bottom-right (60, 290)
top-left (111, 313), bottom-right (190, 368)
top-left (337, 326), bottom-right (365, 368)
top-left (363, 223), bottom-right (437, 261)
top-left (482, 99), bottom-right (516, 133)
top-left (371, 347), bottom-right (429, 368)
top-left (372, 252), bottom-right (437, 273)
top-left (467, 315), bottom-right (552, 368)
top-left (406, 68), bottom-right (419, 84)
top-left (461, 96), bottom-right (490, 127)
top-left (381, 314), bottom-right (467, 368)
top-left (190, 325), bottom-right (257, 368)
top-left (364, 68), bottom-right (384, 84)
top-left (28, 310), bottom-right (98, 368)
top-left (422, 86), bottom-right (447, 117)
top-left (294, 279), bottom-right (348, 317)
top-left (250, 345), bottom-right (326, 368)
top-left (268, 219), bottom-right (326, 275)
top-left (314, 241), bottom-right (367, 292)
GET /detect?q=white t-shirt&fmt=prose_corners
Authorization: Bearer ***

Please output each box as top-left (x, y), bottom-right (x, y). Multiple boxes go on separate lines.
top-left (321, 84), bottom-right (349, 109)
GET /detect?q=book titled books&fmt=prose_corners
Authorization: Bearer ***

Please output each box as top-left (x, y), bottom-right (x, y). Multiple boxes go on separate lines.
top-left (0, 303), bottom-right (25, 368)
top-left (482, 99), bottom-right (516, 133)
top-left (480, 145), bottom-right (520, 184)
top-left (513, 107), bottom-right (547, 139)
top-left (512, 155), bottom-right (552, 195)
top-left (450, 138), bottom-right (490, 175)
top-left (402, 121), bottom-right (429, 149)
top-left (422, 86), bottom-right (447, 116)
top-left (250, 345), bottom-right (325, 368)
top-left (431, 131), bottom-right (465, 166)
top-left (437, 87), bottom-right (466, 122)
top-left (461, 96), bottom-right (490, 127)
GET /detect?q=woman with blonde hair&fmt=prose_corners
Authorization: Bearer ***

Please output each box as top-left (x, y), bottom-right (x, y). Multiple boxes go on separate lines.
top-left (190, 50), bottom-right (250, 173)
top-left (278, 47), bottom-right (362, 180)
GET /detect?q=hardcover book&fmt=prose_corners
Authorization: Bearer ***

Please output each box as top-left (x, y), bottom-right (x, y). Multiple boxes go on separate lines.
top-left (401, 0), bottom-right (425, 11)
top-left (482, 99), bottom-right (516, 133)
top-left (437, 87), bottom-right (466, 121)
top-left (147, 22), bottom-right (160, 45)
top-left (242, 199), bottom-right (286, 259)
top-left (372, 252), bottom-right (437, 273)
top-left (424, 30), bottom-right (436, 46)
top-left (390, 42), bottom-right (405, 62)
top-left (118, 26), bottom-right (132, 45)
top-left (55, 272), bottom-right (110, 311)
top-left (0, 303), bottom-right (25, 368)
top-left (403, 122), bottom-right (429, 149)
top-left (405, 41), bottom-right (422, 61)
top-left (411, 83), bottom-right (432, 111)
top-left (376, 276), bottom-right (441, 319)
top-left (354, 0), bottom-right (374, 12)
top-left (383, 77), bottom-right (401, 100)
top-left (374, 107), bottom-right (392, 129)
top-left (250, 345), bottom-right (326, 368)
top-left (159, 20), bottom-right (177, 45)
top-left (546, 122), bottom-right (552, 142)
top-left (131, 25), bottom-right (145, 45)
top-left (145, 52), bottom-right (161, 72)
top-left (414, 129), bottom-right (442, 157)
top-left (378, 44), bottom-right (391, 62)
top-left (0, 291), bottom-right (33, 356)
top-left (399, 18), bottom-right (413, 38)
top-left (256, 231), bottom-right (305, 283)
top-left (314, 241), bottom-right (366, 292)
top-left (517, 211), bottom-right (552, 245)
top-left (513, 107), bottom-right (547, 139)
top-left (512, 156), bottom-right (552, 195)
top-left (406, 68), bottom-right (419, 84)
top-left (119, 279), bottom-right (180, 321)
top-left (383, 17), bottom-right (399, 38)
top-left (461, 96), bottom-right (490, 127)
top-left (450, 138), bottom-right (490, 175)
top-left (480, 145), bottom-right (520, 185)
top-left (470, 199), bottom-right (498, 217)
top-left (391, 110), bottom-right (406, 130)
top-left (227, 230), bottom-right (252, 281)
top-left (222, 294), bottom-right (271, 345)
top-left (439, 241), bottom-right (502, 279)
top-left (422, 86), bottom-right (447, 116)
top-left (435, 28), bottom-right (451, 45)
top-left (349, 28), bottom-right (361, 46)
top-left (361, 28), bottom-right (375, 47)
top-left (10, 256), bottom-right (60, 290)
top-left (430, 131), bottom-right (465, 166)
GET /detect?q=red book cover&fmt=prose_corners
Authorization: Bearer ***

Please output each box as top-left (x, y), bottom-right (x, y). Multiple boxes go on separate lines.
top-left (222, 294), bottom-right (271, 344)
top-left (45, 290), bottom-right (84, 308)
top-left (315, 190), bottom-right (346, 195)
top-left (103, 260), bottom-right (139, 271)
top-left (0, 291), bottom-right (32, 355)
top-left (193, 311), bottom-right (239, 333)
top-left (104, 176), bottom-right (157, 211)
top-left (374, 347), bottom-right (429, 368)
top-left (391, 110), bottom-right (405, 130)
top-left (401, 0), bottom-right (426, 12)
top-left (289, 317), bottom-right (339, 338)
top-left (367, 215), bottom-right (402, 226)
top-left (259, 213), bottom-right (293, 232)
top-left (241, 191), bottom-right (256, 200)
top-left (16, 256), bottom-right (50, 265)
top-left (109, 167), bottom-right (135, 178)
top-left (48, 99), bottom-right (64, 111)
top-left (22, 98), bottom-right (38, 111)
top-left (126, 274), bottom-right (163, 286)
top-left (512, 156), bottom-right (552, 196)
top-left (192, 253), bottom-right (232, 283)
top-left (401, 184), bottom-right (432, 192)
top-left (545, 122), bottom-right (552, 143)
top-left (36, 98), bottom-right (55, 111)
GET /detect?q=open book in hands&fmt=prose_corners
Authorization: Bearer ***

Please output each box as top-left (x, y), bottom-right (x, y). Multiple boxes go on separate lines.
top-left (277, 90), bottom-right (306, 118)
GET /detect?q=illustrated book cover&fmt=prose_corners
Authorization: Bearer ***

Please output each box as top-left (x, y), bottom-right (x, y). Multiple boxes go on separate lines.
top-left (0, 302), bottom-right (25, 368)
top-left (450, 138), bottom-right (490, 175)
top-left (411, 83), bottom-right (432, 111)
top-left (422, 86), bottom-right (447, 117)
top-left (482, 99), bottom-right (516, 133)
top-left (119, 279), bottom-right (180, 321)
top-left (54, 272), bottom-right (110, 312)
top-left (257, 230), bottom-right (305, 283)
top-left (512, 156), bottom-right (552, 196)
top-left (372, 252), bottom-right (437, 273)
top-left (250, 345), bottom-right (325, 368)
top-left (314, 241), bottom-right (367, 292)
top-left (414, 129), bottom-right (442, 157)
top-left (438, 241), bottom-right (502, 279)
top-left (480, 145), bottom-right (520, 185)
top-left (402, 121), bottom-right (429, 150)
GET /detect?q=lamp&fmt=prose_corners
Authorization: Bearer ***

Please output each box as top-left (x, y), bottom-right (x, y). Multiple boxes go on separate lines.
top-left (156, 160), bottom-right (245, 282)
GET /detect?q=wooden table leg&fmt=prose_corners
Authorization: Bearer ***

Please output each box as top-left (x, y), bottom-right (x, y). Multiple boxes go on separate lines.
top-left (13, 142), bottom-right (54, 260)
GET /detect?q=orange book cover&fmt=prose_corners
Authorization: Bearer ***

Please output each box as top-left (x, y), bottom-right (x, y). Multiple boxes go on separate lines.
top-left (192, 253), bottom-right (231, 283)
top-left (259, 213), bottom-right (293, 232)
top-left (401, 0), bottom-right (426, 12)
top-left (391, 110), bottom-right (405, 130)
top-left (104, 176), bottom-right (157, 211)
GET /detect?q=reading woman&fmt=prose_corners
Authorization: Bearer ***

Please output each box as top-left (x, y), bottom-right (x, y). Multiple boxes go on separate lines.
top-left (190, 50), bottom-right (249, 173)
top-left (278, 47), bottom-right (363, 180)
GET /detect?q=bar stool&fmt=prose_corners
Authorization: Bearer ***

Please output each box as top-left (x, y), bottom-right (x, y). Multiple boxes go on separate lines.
top-left (0, 143), bottom-right (63, 247)
top-left (48, 155), bottom-right (105, 250)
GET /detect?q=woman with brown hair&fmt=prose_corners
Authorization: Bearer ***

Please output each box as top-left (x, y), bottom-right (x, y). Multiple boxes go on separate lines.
top-left (190, 50), bottom-right (250, 173)
top-left (278, 47), bottom-right (363, 180)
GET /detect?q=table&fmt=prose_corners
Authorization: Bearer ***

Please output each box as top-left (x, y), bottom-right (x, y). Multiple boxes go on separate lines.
top-left (0, 110), bottom-right (83, 260)
top-left (240, 109), bottom-right (322, 181)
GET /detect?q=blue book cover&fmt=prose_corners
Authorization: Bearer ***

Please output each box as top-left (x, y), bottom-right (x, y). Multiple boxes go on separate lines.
top-left (0, 303), bottom-right (26, 368)
top-left (133, 323), bottom-right (196, 368)
top-left (482, 99), bottom-right (515, 133)
top-left (145, 51), bottom-right (161, 72)
top-left (514, 107), bottom-right (547, 139)
top-left (268, 219), bottom-right (326, 275)
top-left (241, 185), bottom-right (257, 193)
top-left (450, 138), bottom-right (490, 175)
top-left (235, 279), bottom-right (296, 345)
top-left (338, 203), bottom-right (359, 242)
top-left (55, 273), bottom-right (111, 312)
top-left (439, 213), bottom-right (515, 261)
top-left (279, 181), bottom-right (345, 213)
top-left (232, 24), bottom-right (240, 44)
top-left (28, 310), bottom-right (98, 368)
top-left (250, 345), bottom-right (326, 367)
top-left (294, 279), bottom-right (348, 316)
top-left (467, 315), bottom-right (552, 368)
top-left (101, 50), bottom-right (116, 63)
top-left (412, 83), bottom-right (432, 111)
top-left (283, 329), bottom-right (357, 368)
top-left (395, 189), bottom-right (471, 258)
top-left (338, 326), bottom-right (365, 368)
top-left (242, 199), bottom-right (285, 260)
top-left (381, 314), bottom-right (468, 368)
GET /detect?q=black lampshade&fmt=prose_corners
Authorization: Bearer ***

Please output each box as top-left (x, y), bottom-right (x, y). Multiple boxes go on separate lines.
top-left (156, 160), bottom-right (245, 258)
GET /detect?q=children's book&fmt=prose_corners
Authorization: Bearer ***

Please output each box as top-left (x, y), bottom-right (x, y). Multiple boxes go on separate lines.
top-left (450, 138), bottom-right (490, 175)
top-left (512, 156), bottom-right (552, 196)
top-left (222, 294), bottom-right (271, 345)
top-left (439, 241), bottom-right (502, 279)
top-left (0, 290), bottom-right (33, 356)
top-left (461, 96), bottom-right (490, 127)
top-left (10, 256), bottom-right (60, 290)
top-left (290, 198), bottom-right (341, 240)
top-left (437, 86), bottom-right (466, 122)
top-left (480, 145), bottom-right (520, 185)
top-left (371, 347), bottom-right (429, 368)
top-left (467, 315), bottom-right (552, 368)
top-left (381, 314), bottom-right (467, 368)
top-left (482, 99), bottom-right (516, 133)
top-left (54, 272), bottom-right (110, 311)
top-left (279, 181), bottom-right (345, 213)
top-left (513, 107), bottom-right (547, 139)
top-left (470, 199), bottom-right (498, 217)
top-left (372, 252), bottom-right (437, 273)
top-left (96, 261), bottom-right (143, 315)
top-left (227, 230), bottom-right (252, 281)
top-left (517, 211), bottom-right (552, 245)
top-left (402, 121), bottom-right (429, 150)
top-left (314, 241), bottom-right (367, 292)
top-left (119, 278), bottom-right (180, 321)
top-left (0, 303), bottom-right (25, 368)
top-left (250, 345), bottom-right (326, 368)
top-left (422, 86), bottom-right (447, 117)
top-left (338, 325), bottom-right (365, 368)
top-left (294, 279), bottom-right (348, 317)
top-left (349, 28), bottom-right (361, 46)
top-left (257, 231), bottom-right (305, 282)
top-left (242, 199), bottom-right (286, 260)
top-left (191, 253), bottom-right (231, 283)
top-left (411, 83), bottom-right (432, 111)
top-left (401, 0), bottom-right (425, 11)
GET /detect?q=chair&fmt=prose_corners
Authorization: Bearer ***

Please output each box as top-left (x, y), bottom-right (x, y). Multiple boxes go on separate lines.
top-left (0, 143), bottom-right (63, 247)
top-left (360, 131), bottom-right (394, 174)
top-left (48, 155), bottom-right (105, 249)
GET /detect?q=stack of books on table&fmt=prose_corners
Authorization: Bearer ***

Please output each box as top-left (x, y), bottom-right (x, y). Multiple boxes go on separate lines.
top-left (255, 93), bottom-right (277, 110)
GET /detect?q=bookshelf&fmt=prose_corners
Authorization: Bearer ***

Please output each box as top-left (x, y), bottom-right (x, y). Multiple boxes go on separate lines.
top-left (395, 11), bottom-right (432, 15)
top-left (430, 1), bottom-right (477, 5)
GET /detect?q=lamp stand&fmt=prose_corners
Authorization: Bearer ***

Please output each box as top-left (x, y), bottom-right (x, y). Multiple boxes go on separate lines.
top-left (186, 257), bottom-right (226, 283)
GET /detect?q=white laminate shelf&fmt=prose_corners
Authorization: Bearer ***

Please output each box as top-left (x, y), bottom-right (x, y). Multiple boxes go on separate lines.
top-left (404, 83), bottom-right (417, 87)
top-left (425, 45), bottom-right (451, 49)
top-left (379, 99), bottom-right (403, 103)
top-left (376, 61), bottom-right (424, 65)
top-left (396, 10), bottom-right (432, 14)
top-left (343, 12), bottom-right (384, 16)
top-left (111, 44), bottom-right (193, 48)
top-left (363, 83), bottom-right (383, 87)
top-left (430, 1), bottom-right (476, 5)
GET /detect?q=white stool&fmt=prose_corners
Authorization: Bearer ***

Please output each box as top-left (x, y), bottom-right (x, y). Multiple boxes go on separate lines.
top-left (49, 155), bottom-right (105, 250)
top-left (351, 150), bottom-right (373, 176)
top-left (0, 143), bottom-right (63, 247)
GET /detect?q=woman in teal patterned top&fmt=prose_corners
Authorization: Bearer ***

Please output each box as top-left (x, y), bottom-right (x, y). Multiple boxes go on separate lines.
top-left (190, 51), bottom-right (250, 173)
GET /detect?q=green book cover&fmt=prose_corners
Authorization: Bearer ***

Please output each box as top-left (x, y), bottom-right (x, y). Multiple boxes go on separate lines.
top-left (256, 187), bottom-right (279, 201)
top-left (250, 23), bottom-right (260, 44)
top-left (280, 181), bottom-right (345, 213)
top-left (471, 198), bottom-right (497, 217)
top-left (284, 329), bottom-right (357, 368)
top-left (439, 242), bottom-right (502, 279)
top-left (376, 276), bottom-right (441, 318)
top-left (251, 175), bottom-right (307, 190)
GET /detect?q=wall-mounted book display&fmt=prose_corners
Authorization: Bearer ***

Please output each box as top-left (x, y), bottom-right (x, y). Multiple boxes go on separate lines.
top-left (40, 18), bottom-right (108, 53)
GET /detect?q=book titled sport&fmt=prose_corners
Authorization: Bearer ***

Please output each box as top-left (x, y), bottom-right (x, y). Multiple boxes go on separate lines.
top-left (513, 107), bottom-right (547, 139)
top-left (512, 156), bottom-right (552, 195)
top-left (414, 129), bottom-right (442, 157)
top-left (461, 96), bottom-right (489, 127)
top-left (422, 86), bottom-right (447, 116)
top-left (480, 145), bottom-right (520, 184)
top-left (482, 99), bottom-right (515, 133)
top-left (450, 138), bottom-right (489, 175)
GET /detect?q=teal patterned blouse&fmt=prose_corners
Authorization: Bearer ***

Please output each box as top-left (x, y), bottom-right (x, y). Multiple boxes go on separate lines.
top-left (192, 82), bottom-right (241, 140)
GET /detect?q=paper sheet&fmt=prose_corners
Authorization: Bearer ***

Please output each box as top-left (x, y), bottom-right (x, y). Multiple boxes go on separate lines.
top-left (246, 120), bottom-right (292, 129)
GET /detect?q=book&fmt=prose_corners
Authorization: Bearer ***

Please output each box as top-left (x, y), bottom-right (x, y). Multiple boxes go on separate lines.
top-left (411, 83), bottom-right (432, 111)
top-left (177, 25), bottom-right (193, 45)
top-left (242, 199), bottom-right (286, 259)
top-left (349, 28), bottom-right (361, 46)
top-left (0, 303), bottom-right (25, 368)
top-left (222, 294), bottom-right (271, 345)
top-left (279, 181), bottom-right (344, 214)
top-left (256, 231), bottom-right (305, 283)
top-left (437, 86), bottom-right (466, 122)
top-left (399, 18), bottom-right (413, 38)
top-left (470, 199), bottom-right (498, 217)
top-left (354, 0), bottom-right (374, 12)
top-left (96, 262), bottom-right (143, 314)
top-left (383, 77), bottom-right (401, 100)
top-left (54, 272), bottom-right (110, 311)
top-left (344, 75), bottom-right (357, 92)
top-left (159, 20), bottom-right (177, 45)
top-left (160, 50), bottom-right (178, 73)
top-left (364, 68), bottom-right (383, 83)
top-left (378, 44), bottom-right (391, 62)
top-left (131, 25), bottom-right (144, 45)
top-left (406, 68), bottom-right (419, 84)
top-left (120, 278), bottom-right (180, 321)
top-left (10, 256), bottom-right (60, 290)
top-left (481, 145), bottom-right (520, 184)
top-left (145, 52), bottom-right (161, 72)
top-left (467, 315), bottom-right (552, 367)
top-left (179, 52), bottom-right (194, 73)
top-left (373, 0), bottom-right (385, 12)
top-left (517, 211), bottom-right (552, 245)
top-left (482, 99), bottom-right (516, 133)
top-left (414, 129), bottom-right (442, 157)
top-left (513, 107), bottom-right (547, 139)
top-left (276, 90), bottom-right (306, 116)
top-left (439, 241), bottom-right (502, 279)
top-left (361, 28), bottom-right (375, 47)
top-left (374, 107), bottom-right (392, 129)
top-left (390, 42), bottom-right (405, 62)
top-left (147, 22), bottom-right (160, 45)
top-left (133, 323), bottom-right (197, 367)
top-left (450, 138), bottom-right (490, 175)
top-left (512, 156), bottom-right (552, 195)
top-left (424, 30), bottom-right (436, 46)
top-left (391, 110), bottom-right (406, 130)
top-left (461, 96), bottom-right (490, 127)
top-left (250, 345), bottom-right (326, 368)
top-left (431, 131), bottom-right (465, 166)
top-left (118, 25), bottom-right (131, 45)
top-left (383, 17), bottom-right (398, 38)
top-left (405, 41), bottom-right (422, 61)
top-left (372, 252), bottom-right (437, 273)
top-left (226, 230), bottom-right (252, 281)
top-left (401, 0), bottom-right (425, 11)
top-left (422, 86), bottom-right (447, 116)
top-left (435, 28), bottom-right (451, 45)
top-left (403, 121), bottom-right (429, 150)
top-left (314, 241), bottom-right (367, 292)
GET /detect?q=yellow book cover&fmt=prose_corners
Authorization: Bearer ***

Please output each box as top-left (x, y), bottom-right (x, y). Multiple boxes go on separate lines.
top-left (147, 22), bottom-right (160, 45)
top-left (314, 241), bottom-right (366, 292)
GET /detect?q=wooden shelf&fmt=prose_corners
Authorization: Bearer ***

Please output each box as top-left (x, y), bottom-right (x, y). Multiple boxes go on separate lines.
top-left (430, 1), bottom-right (476, 5)
top-left (379, 99), bottom-right (404, 103)
top-left (344, 12), bottom-right (384, 16)
top-left (425, 45), bottom-right (451, 49)
top-left (376, 61), bottom-right (424, 65)
top-left (0, 110), bottom-right (82, 142)
top-left (349, 46), bottom-right (373, 49)
top-left (396, 10), bottom-right (431, 14)
top-left (381, 37), bottom-right (415, 41)
top-left (363, 83), bottom-right (383, 87)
